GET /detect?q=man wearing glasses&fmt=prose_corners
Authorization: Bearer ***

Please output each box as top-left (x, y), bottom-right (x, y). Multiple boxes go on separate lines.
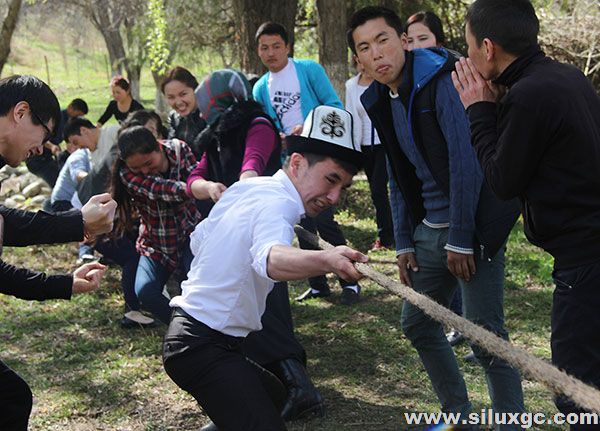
top-left (0, 74), bottom-right (117, 430)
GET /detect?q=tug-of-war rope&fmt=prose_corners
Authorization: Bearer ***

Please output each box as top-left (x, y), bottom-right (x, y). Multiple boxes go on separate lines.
top-left (294, 225), bottom-right (600, 414)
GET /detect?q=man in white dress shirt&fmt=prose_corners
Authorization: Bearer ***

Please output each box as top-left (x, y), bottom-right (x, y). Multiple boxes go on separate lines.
top-left (163, 106), bottom-right (365, 431)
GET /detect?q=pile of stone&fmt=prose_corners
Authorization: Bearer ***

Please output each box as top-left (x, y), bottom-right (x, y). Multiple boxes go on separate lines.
top-left (0, 165), bottom-right (51, 211)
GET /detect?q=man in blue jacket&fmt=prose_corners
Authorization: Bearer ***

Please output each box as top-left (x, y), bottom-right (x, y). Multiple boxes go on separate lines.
top-left (348, 7), bottom-right (524, 426)
top-left (253, 21), bottom-right (361, 306)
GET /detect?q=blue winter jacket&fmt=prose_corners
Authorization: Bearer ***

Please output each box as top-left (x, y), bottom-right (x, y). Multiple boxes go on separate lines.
top-left (362, 48), bottom-right (483, 255)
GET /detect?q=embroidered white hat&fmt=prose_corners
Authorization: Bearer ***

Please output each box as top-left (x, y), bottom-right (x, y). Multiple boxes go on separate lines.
top-left (286, 106), bottom-right (363, 169)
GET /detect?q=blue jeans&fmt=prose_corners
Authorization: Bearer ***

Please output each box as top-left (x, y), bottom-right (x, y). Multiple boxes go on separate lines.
top-left (401, 224), bottom-right (524, 429)
top-left (134, 242), bottom-right (193, 324)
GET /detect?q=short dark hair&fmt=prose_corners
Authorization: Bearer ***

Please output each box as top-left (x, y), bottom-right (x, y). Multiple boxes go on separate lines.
top-left (347, 6), bottom-right (404, 55)
top-left (160, 66), bottom-right (199, 94)
top-left (405, 11), bottom-right (445, 45)
top-left (466, 0), bottom-right (539, 56)
top-left (284, 152), bottom-right (360, 177)
top-left (63, 117), bottom-right (95, 140)
top-left (255, 22), bottom-right (289, 45)
top-left (120, 109), bottom-right (167, 139)
top-left (68, 98), bottom-right (89, 114)
top-left (0, 75), bottom-right (60, 134)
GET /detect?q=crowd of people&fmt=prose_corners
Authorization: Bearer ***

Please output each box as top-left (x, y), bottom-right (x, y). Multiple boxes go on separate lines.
top-left (1, 0), bottom-right (599, 430)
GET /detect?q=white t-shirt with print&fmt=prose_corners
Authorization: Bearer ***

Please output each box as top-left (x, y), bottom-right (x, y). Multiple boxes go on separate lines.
top-left (268, 59), bottom-right (304, 134)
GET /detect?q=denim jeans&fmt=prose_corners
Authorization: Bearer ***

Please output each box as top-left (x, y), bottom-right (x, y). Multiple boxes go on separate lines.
top-left (134, 242), bottom-right (193, 324)
top-left (401, 224), bottom-right (524, 429)
top-left (551, 260), bottom-right (600, 430)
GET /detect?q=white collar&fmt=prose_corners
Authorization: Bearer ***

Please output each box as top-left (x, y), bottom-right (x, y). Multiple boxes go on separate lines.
top-left (273, 169), bottom-right (305, 218)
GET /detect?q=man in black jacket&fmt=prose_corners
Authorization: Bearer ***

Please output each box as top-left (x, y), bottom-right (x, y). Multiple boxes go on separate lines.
top-left (0, 74), bottom-right (116, 430)
top-left (452, 0), bottom-right (600, 425)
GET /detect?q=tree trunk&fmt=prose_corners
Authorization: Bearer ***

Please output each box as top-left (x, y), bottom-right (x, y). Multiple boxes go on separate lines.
top-left (152, 70), bottom-right (169, 115)
top-left (127, 63), bottom-right (141, 101)
top-left (0, 0), bottom-right (23, 76)
top-left (316, 0), bottom-right (347, 101)
top-left (87, 1), bottom-right (128, 77)
top-left (96, 21), bottom-right (128, 77)
top-left (232, 0), bottom-right (298, 76)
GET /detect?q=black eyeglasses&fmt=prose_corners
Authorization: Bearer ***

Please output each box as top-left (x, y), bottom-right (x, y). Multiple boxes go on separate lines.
top-left (31, 110), bottom-right (52, 143)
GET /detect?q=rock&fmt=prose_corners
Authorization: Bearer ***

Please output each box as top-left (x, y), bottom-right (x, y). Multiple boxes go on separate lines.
top-left (19, 173), bottom-right (38, 190)
top-left (11, 194), bottom-right (26, 203)
top-left (30, 195), bottom-right (47, 205)
top-left (0, 176), bottom-right (21, 197)
top-left (0, 165), bottom-right (18, 176)
top-left (2, 198), bottom-right (18, 208)
top-left (22, 181), bottom-right (43, 198)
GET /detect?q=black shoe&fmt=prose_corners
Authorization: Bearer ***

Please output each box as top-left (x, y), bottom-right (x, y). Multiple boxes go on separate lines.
top-left (274, 359), bottom-right (326, 421)
top-left (340, 286), bottom-right (360, 306)
top-left (446, 329), bottom-right (465, 346)
top-left (464, 350), bottom-right (476, 362)
top-left (295, 286), bottom-right (331, 302)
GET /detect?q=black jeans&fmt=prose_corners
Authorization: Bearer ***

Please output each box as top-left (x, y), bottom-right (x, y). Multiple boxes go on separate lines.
top-left (163, 309), bottom-right (287, 431)
top-left (0, 360), bottom-right (32, 431)
top-left (25, 149), bottom-right (59, 187)
top-left (552, 260), bottom-right (600, 430)
top-left (361, 144), bottom-right (394, 247)
top-left (298, 207), bottom-right (352, 290)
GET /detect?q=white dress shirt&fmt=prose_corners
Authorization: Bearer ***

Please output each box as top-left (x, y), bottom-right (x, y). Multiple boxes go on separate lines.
top-left (170, 170), bottom-right (305, 337)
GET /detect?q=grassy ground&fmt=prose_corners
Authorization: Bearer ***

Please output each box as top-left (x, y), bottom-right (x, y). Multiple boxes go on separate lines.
top-left (1, 26), bottom-right (565, 431)
top-left (0, 178), bottom-right (564, 430)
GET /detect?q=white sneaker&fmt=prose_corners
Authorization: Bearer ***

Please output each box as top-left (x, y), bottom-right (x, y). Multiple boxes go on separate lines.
top-left (124, 311), bottom-right (155, 325)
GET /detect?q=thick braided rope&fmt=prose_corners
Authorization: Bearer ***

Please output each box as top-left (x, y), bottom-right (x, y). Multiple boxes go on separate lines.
top-left (294, 225), bottom-right (600, 413)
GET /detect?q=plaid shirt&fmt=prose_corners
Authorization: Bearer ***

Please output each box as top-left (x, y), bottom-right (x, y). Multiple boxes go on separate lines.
top-left (120, 140), bottom-right (201, 271)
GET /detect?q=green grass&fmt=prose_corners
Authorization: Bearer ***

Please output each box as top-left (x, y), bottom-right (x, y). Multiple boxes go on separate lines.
top-left (1, 28), bottom-right (566, 431)
top-left (1, 176), bottom-right (564, 430)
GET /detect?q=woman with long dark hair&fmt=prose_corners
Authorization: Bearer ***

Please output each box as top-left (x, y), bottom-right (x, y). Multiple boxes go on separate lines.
top-left (111, 125), bottom-right (200, 324)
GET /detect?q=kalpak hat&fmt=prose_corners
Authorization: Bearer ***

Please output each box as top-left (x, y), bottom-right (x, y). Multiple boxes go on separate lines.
top-left (286, 106), bottom-right (363, 169)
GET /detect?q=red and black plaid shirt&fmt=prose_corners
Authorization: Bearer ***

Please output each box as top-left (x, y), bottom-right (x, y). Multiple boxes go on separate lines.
top-left (120, 140), bottom-right (201, 271)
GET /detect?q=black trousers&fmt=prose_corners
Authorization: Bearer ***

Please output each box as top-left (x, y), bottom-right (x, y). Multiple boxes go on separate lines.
top-left (243, 282), bottom-right (306, 367)
top-left (551, 260), bottom-right (600, 430)
top-left (0, 360), bottom-right (32, 431)
top-left (298, 207), bottom-right (351, 290)
top-left (361, 144), bottom-right (394, 247)
top-left (163, 309), bottom-right (287, 431)
top-left (25, 149), bottom-right (59, 188)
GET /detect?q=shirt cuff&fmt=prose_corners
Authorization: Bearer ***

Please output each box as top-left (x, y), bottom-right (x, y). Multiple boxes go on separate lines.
top-left (396, 247), bottom-right (415, 257)
top-left (447, 228), bottom-right (475, 254)
top-left (444, 244), bottom-right (474, 255)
